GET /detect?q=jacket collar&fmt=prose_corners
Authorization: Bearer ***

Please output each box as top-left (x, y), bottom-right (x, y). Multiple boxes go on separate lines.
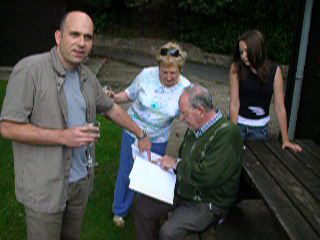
top-left (50, 46), bottom-right (87, 84)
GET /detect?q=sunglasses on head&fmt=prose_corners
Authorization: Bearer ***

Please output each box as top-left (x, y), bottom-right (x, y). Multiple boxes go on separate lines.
top-left (160, 48), bottom-right (180, 57)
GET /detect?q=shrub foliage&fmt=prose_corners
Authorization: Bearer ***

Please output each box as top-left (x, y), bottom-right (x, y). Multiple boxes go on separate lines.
top-left (88, 0), bottom-right (299, 63)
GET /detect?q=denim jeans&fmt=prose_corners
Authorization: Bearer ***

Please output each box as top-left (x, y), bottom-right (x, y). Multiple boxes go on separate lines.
top-left (238, 123), bottom-right (270, 141)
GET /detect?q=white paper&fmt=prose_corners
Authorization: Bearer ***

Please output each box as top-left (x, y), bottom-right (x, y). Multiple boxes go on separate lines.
top-left (129, 145), bottom-right (176, 204)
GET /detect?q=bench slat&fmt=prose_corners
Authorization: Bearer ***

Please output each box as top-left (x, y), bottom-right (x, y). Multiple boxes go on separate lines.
top-left (287, 142), bottom-right (320, 178)
top-left (244, 145), bottom-right (319, 240)
top-left (296, 139), bottom-right (320, 160)
top-left (246, 141), bottom-right (320, 237)
top-left (264, 140), bottom-right (320, 202)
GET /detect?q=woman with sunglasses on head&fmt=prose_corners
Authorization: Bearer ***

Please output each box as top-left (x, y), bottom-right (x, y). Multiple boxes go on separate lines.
top-left (229, 30), bottom-right (302, 152)
top-left (106, 42), bottom-right (191, 227)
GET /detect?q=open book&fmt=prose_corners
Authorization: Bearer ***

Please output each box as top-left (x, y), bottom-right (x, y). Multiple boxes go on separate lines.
top-left (129, 145), bottom-right (176, 205)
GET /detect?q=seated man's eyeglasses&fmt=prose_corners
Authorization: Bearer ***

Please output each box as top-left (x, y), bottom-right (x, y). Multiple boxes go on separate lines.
top-left (160, 48), bottom-right (180, 57)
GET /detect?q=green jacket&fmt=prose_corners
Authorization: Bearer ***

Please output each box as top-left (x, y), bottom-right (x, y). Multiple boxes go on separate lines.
top-left (176, 117), bottom-right (243, 208)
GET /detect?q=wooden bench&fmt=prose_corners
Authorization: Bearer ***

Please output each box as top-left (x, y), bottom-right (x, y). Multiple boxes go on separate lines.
top-left (185, 139), bottom-right (320, 240)
top-left (243, 139), bottom-right (320, 240)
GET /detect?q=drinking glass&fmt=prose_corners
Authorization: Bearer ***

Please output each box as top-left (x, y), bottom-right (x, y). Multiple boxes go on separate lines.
top-left (87, 120), bottom-right (100, 168)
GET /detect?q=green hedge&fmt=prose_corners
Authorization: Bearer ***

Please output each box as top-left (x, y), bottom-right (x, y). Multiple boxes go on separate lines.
top-left (89, 0), bottom-right (299, 63)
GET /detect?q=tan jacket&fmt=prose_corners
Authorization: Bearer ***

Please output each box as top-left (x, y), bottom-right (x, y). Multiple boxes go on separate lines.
top-left (0, 47), bottom-right (113, 213)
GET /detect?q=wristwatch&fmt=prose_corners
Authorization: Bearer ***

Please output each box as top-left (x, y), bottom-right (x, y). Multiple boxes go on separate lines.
top-left (137, 129), bottom-right (148, 140)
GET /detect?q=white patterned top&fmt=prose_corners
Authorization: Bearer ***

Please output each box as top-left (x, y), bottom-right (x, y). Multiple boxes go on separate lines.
top-left (125, 66), bottom-right (191, 143)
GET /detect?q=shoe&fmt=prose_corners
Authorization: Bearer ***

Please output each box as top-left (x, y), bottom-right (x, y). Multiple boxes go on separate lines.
top-left (113, 215), bottom-right (125, 228)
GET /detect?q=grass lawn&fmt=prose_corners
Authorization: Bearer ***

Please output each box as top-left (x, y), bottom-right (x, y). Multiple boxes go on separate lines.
top-left (0, 81), bottom-right (135, 239)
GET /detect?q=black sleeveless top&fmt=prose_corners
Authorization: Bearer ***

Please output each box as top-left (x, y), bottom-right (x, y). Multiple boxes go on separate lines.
top-left (239, 64), bottom-right (277, 120)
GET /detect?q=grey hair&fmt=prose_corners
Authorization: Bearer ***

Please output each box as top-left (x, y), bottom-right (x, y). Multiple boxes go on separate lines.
top-left (182, 84), bottom-right (214, 111)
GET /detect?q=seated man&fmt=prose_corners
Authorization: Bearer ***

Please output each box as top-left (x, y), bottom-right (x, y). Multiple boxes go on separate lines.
top-left (133, 84), bottom-right (243, 240)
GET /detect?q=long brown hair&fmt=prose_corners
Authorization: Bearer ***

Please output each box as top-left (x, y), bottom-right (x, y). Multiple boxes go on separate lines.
top-left (232, 30), bottom-right (271, 83)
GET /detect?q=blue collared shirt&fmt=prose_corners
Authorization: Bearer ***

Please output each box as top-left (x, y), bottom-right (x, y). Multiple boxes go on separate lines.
top-left (194, 110), bottom-right (223, 138)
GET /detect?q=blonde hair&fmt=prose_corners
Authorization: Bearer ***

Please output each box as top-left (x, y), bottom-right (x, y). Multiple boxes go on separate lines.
top-left (155, 42), bottom-right (187, 71)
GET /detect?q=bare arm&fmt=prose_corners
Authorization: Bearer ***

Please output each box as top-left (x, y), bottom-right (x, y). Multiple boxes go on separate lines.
top-left (229, 63), bottom-right (240, 124)
top-left (114, 91), bottom-right (131, 104)
top-left (105, 90), bottom-right (131, 104)
top-left (273, 67), bottom-right (302, 152)
top-left (104, 103), bottom-right (152, 158)
top-left (0, 120), bottom-right (99, 148)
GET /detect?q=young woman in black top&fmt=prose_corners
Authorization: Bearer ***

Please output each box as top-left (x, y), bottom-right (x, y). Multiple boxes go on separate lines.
top-left (229, 29), bottom-right (302, 152)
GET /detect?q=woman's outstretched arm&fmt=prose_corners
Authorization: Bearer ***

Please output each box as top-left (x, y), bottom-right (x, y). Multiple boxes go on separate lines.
top-left (273, 66), bottom-right (302, 152)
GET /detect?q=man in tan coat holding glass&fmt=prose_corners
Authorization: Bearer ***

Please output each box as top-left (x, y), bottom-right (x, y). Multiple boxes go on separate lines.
top-left (0, 11), bottom-right (151, 240)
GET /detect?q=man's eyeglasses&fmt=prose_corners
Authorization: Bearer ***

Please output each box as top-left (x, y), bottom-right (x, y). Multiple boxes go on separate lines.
top-left (180, 108), bottom-right (197, 118)
top-left (160, 48), bottom-right (180, 57)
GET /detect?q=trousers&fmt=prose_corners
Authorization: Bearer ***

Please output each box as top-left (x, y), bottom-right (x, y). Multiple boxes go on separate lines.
top-left (25, 176), bottom-right (89, 240)
top-left (237, 123), bottom-right (270, 141)
top-left (133, 194), bottom-right (226, 240)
